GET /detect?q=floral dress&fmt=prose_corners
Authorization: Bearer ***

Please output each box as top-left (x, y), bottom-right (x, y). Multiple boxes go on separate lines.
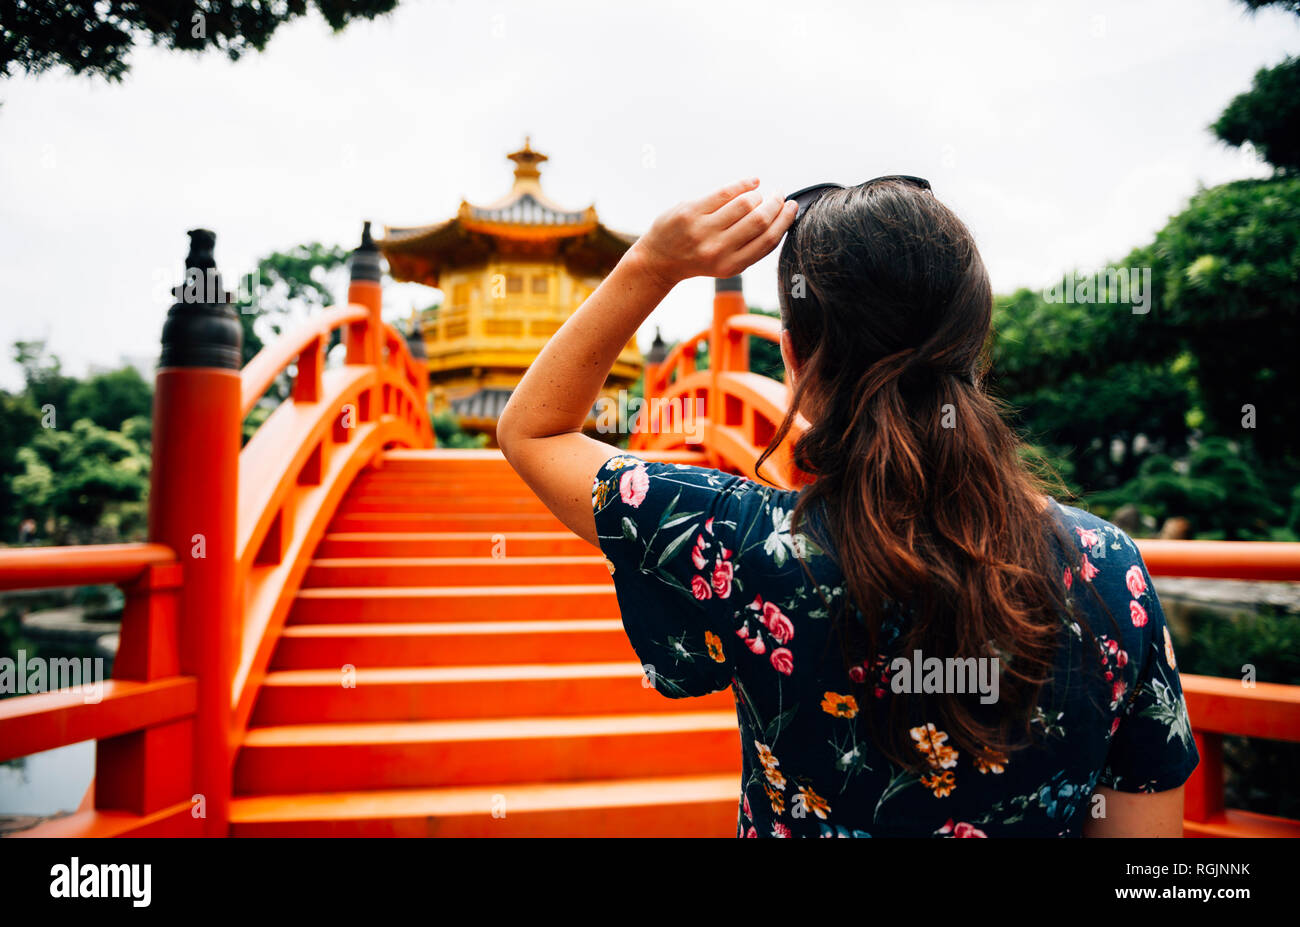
top-left (591, 455), bottom-right (1200, 837)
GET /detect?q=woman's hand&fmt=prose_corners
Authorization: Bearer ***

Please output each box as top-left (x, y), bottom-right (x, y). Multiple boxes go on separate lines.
top-left (630, 178), bottom-right (798, 289)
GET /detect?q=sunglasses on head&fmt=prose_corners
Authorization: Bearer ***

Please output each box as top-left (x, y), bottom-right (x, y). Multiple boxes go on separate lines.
top-left (786, 175), bottom-right (932, 224)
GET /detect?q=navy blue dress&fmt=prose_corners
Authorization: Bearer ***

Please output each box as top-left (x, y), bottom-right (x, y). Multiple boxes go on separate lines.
top-left (591, 454), bottom-right (1200, 837)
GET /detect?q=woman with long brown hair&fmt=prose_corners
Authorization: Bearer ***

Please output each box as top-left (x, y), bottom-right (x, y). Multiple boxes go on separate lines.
top-left (497, 176), bottom-right (1198, 837)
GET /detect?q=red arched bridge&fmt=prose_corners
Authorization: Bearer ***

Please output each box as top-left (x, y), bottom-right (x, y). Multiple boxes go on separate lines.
top-left (2, 230), bottom-right (1298, 837)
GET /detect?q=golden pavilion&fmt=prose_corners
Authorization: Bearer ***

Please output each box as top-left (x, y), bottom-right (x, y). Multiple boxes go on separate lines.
top-left (378, 139), bottom-right (643, 441)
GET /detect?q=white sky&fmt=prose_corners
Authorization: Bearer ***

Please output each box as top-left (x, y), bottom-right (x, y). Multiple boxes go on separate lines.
top-left (1, 0), bottom-right (1295, 391)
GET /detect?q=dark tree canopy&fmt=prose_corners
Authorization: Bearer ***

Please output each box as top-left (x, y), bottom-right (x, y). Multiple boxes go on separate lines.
top-left (1213, 56), bottom-right (1300, 174)
top-left (0, 0), bottom-right (400, 82)
top-left (1236, 0), bottom-right (1300, 13)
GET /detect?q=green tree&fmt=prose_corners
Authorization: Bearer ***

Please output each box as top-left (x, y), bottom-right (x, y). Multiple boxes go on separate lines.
top-left (1087, 438), bottom-right (1286, 540)
top-left (988, 285), bottom-right (1193, 494)
top-left (12, 418), bottom-right (150, 544)
top-left (237, 242), bottom-right (352, 369)
top-left (236, 241), bottom-right (352, 441)
top-left (67, 366), bottom-right (153, 430)
top-left (1, 0), bottom-right (401, 82)
top-left (1147, 176), bottom-right (1300, 463)
top-left (0, 390), bottom-right (39, 539)
top-left (432, 410), bottom-right (487, 449)
top-left (12, 340), bottom-right (75, 417)
top-left (1213, 56), bottom-right (1300, 174)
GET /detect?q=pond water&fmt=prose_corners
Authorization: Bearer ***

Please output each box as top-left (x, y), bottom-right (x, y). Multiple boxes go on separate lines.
top-left (0, 740), bottom-right (94, 816)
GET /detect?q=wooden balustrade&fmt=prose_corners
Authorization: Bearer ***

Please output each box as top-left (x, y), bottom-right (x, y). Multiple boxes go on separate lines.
top-left (3, 226), bottom-right (434, 838)
top-left (0, 545), bottom-right (201, 835)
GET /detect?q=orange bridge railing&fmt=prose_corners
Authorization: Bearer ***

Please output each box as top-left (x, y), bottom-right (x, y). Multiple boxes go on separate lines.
top-left (0, 226), bottom-right (432, 836)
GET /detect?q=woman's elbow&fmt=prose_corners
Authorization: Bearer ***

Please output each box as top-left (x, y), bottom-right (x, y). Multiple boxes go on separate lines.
top-left (496, 404), bottom-right (521, 461)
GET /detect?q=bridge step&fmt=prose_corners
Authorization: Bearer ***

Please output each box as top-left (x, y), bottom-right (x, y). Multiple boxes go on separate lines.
top-left (337, 495), bottom-right (555, 514)
top-left (250, 662), bottom-right (734, 724)
top-left (302, 555), bottom-right (612, 588)
top-left (290, 584), bottom-right (619, 623)
top-left (237, 447), bottom-right (740, 837)
top-left (373, 450), bottom-right (518, 473)
top-left (272, 619), bottom-right (636, 668)
top-left (372, 448), bottom-right (709, 467)
top-left (228, 775), bottom-right (738, 837)
top-left (314, 532), bottom-right (594, 558)
top-left (234, 711), bottom-right (741, 793)
top-left (328, 512), bottom-right (568, 532)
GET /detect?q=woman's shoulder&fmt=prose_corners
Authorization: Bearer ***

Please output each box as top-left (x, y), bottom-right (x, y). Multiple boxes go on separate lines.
top-left (1046, 499), bottom-right (1145, 565)
top-left (1046, 498), bottom-right (1166, 648)
top-left (592, 452), bottom-right (829, 593)
top-left (594, 454), bottom-right (799, 533)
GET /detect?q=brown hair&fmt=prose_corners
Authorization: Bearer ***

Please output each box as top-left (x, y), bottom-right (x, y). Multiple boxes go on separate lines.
top-left (757, 181), bottom-right (1104, 772)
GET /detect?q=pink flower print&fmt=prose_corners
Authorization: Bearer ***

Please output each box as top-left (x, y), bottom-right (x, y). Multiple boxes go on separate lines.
top-left (772, 822), bottom-right (791, 838)
top-left (759, 601), bottom-right (795, 644)
top-left (1112, 679), bottom-right (1127, 705)
top-left (770, 647), bottom-right (794, 675)
top-left (849, 664), bottom-right (867, 684)
top-left (705, 517), bottom-right (715, 534)
top-left (690, 575), bottom-right (712, 600)
top-left (1116, 649), bottom-right (1128, 668)
top-left (712, 558), bottom-right (734, 598)
top-left (1076, 527), bottom-right (1100, 549)
top-left (743, 794), bottom-right (752, 820)
top-left (737, 625), bottom-right (766, 655)
top-left (1110, 717), bottom-right (1121, 737)
top-left (938, 819), bottom-right (987, 838)
top-left (691, 535), bottom-right (707, 570)
top-left (619, 466), bottom-right (649, 507)
top-left (1063, 567), bottom-right (1072, 590)
top-left (1130, 601), bottom-right (1148, 628)
top-left (1080, 554), bottom-right (1099, 582)
top-left (1125, 564), bottom-right (1147, 599)
top-left (746, 826), bottom-right (757, 838)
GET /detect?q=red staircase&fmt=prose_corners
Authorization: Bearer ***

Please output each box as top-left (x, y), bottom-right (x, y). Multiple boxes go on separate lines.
top-left (228, 449), bottom-right (743, 836)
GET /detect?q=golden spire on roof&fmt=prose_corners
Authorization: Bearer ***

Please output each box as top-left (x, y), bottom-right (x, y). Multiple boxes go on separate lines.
top-left (507, 136), bottom-right (549, 188)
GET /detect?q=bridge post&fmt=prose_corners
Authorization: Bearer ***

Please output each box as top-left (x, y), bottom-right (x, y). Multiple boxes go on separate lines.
top-left (148, 229), bottom-right (242, 836)
top-left (346, 221), bottom-right (384, 423)
top-left (708, 276), bottom-right (746, 466)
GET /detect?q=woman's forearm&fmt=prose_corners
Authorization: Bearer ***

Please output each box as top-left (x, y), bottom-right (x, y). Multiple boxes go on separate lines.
top-left (498, 245), bottom-right (673, 446)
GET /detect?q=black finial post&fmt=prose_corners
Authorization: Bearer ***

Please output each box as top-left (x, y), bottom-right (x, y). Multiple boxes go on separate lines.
top-left (159, 229), bottom-right (242, 369)
top-left (406, 322), bottom-right (428, 361)
top-left (646, 326), bottom-right (668, 365)
top-left (351, 220), bottom-right (382, 283)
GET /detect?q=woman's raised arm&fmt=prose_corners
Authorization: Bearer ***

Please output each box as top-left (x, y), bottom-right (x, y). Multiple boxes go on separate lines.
top-left (496, 178), bottom-right (796, 546)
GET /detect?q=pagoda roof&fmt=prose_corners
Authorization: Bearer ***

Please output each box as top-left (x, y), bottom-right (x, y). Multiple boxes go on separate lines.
top-left (378, 138), bottom-right (637, 288)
